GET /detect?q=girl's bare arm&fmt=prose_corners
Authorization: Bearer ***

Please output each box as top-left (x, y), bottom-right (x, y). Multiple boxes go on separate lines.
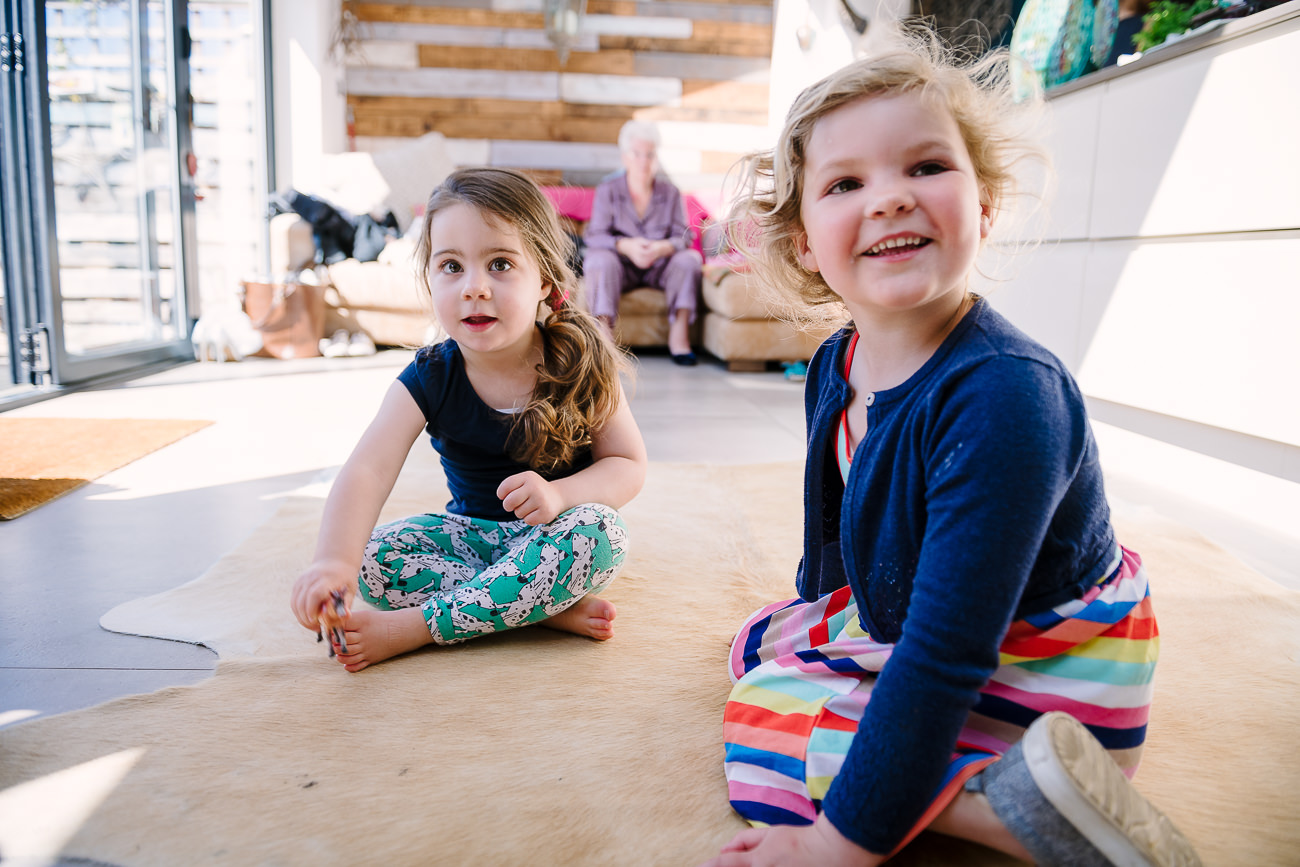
top-left (290, 382), bottom-right (427, 630)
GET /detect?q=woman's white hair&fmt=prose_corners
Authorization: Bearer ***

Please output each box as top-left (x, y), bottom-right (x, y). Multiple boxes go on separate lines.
top-left (618, 120), bottom-right (661, 153)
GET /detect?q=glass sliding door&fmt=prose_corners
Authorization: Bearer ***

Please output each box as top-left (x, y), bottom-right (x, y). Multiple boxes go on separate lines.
top-left (1, 0), bottom-right (195, 396)
top-left (2, 0), bottom-right (45, 398)
top-left (0, 231), bottom-right (18, 398)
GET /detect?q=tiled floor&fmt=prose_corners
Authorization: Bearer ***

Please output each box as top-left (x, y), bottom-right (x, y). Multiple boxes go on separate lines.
top-left (1, 350), bottom-right (1297, 728)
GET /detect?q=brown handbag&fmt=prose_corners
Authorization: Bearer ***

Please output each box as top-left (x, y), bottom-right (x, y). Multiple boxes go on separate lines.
top-left (240, 280), bottom-right (327, 359)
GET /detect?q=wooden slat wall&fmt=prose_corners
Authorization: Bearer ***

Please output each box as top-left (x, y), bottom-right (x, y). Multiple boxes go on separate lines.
top-left (344, 0), bottom-right (774, 190)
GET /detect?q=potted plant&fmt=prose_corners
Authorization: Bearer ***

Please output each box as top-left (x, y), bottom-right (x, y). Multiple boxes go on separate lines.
top-left (1134, 0), bottom-right (1219, 50)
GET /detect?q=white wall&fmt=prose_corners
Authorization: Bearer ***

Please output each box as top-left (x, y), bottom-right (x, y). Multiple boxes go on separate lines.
top-left (983, 1), bottom-right (1300, 482)
top-left (768, 0), bottom-right (912, 135)
top-left (270, 0), bottom-right (346, 192)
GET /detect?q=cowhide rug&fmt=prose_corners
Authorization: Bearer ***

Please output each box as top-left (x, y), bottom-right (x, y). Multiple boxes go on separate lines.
top-left (1, 451), bottom-right (1296, 866)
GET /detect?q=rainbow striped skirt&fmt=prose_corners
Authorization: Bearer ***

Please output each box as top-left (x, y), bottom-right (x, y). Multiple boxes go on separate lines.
top-left (723, 545), bottom-right (1158, 853)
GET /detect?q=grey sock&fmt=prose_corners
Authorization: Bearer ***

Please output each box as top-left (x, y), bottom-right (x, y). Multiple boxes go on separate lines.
top-left (967, 747), bottom-right (1112, 867)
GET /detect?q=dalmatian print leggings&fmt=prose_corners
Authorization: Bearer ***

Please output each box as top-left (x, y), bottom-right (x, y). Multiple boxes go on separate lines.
top-left (358, 503), bottom-right (628, 644)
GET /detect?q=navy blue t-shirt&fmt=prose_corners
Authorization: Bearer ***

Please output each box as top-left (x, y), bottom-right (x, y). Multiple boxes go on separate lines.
top-left (397, 340), bottom-right (593, 521)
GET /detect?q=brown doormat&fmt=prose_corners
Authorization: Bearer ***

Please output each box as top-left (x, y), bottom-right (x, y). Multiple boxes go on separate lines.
top-left (0, 417), bottom-right (213, 519)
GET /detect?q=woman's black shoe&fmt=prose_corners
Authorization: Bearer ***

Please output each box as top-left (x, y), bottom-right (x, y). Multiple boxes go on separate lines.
top-left (671, 351), bottom-right (698, 366)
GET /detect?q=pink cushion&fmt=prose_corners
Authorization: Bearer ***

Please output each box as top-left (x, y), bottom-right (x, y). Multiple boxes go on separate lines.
top-left (683, 194), bottom-right (710, 256)
top-left (542, 185), bottom-right (712, 256)
top-left (542, 186), bottom-right (597, 223)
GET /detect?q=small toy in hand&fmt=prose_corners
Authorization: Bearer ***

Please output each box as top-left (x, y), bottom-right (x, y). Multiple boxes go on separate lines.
top-left (316, 590), bottom-right (348, 657)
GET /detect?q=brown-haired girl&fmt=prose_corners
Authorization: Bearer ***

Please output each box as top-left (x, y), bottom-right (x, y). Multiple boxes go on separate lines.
top-left (291, 167), bottom-right (646, 672)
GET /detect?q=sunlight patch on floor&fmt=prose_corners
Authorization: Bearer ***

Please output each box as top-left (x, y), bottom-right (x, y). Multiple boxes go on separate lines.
top-left (0, 747), bottom-right (145, 865)
top-left (0, 709), bottom-right (40, 728)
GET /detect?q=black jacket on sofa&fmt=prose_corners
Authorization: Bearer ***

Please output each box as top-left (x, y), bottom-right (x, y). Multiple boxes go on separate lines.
top-left (268, 189), bottom-right (398, 265)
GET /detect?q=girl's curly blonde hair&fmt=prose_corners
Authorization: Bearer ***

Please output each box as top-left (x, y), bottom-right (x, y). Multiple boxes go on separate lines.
top-left (726, 31), bottom-right (1046, 326)
top-left (414, 167), bottom-right (630, 474)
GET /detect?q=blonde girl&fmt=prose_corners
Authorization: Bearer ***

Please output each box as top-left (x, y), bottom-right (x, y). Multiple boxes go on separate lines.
top-left (291, 168), bottom-right (646, 672)
top-left (702, 39), bottom-right (1200, 867)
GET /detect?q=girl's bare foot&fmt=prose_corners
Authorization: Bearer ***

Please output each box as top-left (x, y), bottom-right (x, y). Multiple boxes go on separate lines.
top-left (543, 595), bottom-right (616, 640)
top-left (333, 605), bottom-right (433, 672)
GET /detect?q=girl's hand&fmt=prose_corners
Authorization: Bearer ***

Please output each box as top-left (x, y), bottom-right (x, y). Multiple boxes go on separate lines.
top-left (497, 471), bottom-right (564, 526)
top-left (290, 561), bottom-right (355, 633)
top-left (699, 817), bottom-right (880, 867)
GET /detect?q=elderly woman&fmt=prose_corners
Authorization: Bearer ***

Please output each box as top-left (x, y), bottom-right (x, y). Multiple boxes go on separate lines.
top-left (584, 121), bottom-right (703, 365)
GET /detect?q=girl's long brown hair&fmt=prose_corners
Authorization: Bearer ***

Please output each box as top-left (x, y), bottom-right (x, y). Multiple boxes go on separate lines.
top-left (414, 167), bottom-right (629, 473)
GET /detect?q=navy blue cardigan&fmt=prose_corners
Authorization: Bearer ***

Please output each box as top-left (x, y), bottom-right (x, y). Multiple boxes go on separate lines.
top-left (801, 300), bottom-right (1118, 854)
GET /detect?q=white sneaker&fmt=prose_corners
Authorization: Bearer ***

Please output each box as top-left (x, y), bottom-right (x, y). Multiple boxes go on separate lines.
top-left (975, 712), bottom-right (1202, 867)
top-left (347, 331), bottom-right (376, 356)
top-left (319, 329), bottom-right (351, 358)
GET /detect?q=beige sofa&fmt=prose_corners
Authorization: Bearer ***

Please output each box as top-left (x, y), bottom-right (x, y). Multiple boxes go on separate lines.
top-left (268, 132), bottom-right (455, 348)
top-left (700, 268), bottom-right (833, 371)
top-left (607, 271), bottom-right (833, 370)
top-left (270, 135), bottom-right (830, 367)
top-left (270, 216), bottom-right (432, 348)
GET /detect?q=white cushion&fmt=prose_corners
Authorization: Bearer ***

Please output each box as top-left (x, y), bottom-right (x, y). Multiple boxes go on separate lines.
top-left (304, 132), bottom-right (456, 233)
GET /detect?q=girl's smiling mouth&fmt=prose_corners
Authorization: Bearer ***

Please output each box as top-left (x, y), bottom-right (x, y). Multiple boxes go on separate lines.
top-left (863, 236), bottom-right (932, 257)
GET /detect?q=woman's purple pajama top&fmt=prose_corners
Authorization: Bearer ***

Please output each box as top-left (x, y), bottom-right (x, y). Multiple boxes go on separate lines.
top-left (582, 173), bottom-right (702, 322)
